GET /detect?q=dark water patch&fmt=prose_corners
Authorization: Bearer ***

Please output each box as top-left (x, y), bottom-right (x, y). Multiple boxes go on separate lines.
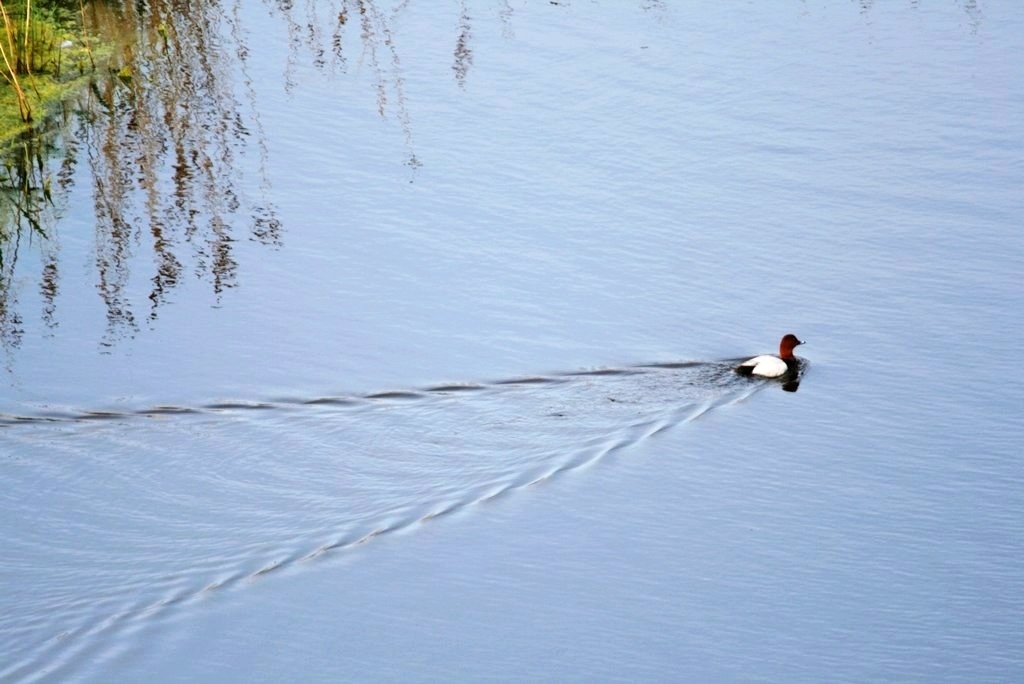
top-left (425, 383), bottom-right (488, 393)
top-left (566, 367), bottom-right (644, 377)
top-left (299, 396), bottom-right (365, 407)
top-left (639, 360), bottom-right (708, 370)
top-left (492, 375), bottom-right (567, 386)
top-left (364, 390), bottom-right (429, 400)
top-left (80, 410), bottom-right (131, 421)
top-left (143, 406), bottom-right (203, 416)
top-left (203, 401), bottom-right (278, 411)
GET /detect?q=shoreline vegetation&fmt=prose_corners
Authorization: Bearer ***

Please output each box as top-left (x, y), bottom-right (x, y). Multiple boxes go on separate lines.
top-left (0, 0), bottom-right (104, 141)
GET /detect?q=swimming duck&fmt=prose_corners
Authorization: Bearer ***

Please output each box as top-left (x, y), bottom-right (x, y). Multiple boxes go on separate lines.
top-left (735, 334), bottom-right (804, 378)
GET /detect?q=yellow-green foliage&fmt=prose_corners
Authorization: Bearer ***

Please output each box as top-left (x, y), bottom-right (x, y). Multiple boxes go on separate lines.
top-left (0, 1), bottom-right (103, 141)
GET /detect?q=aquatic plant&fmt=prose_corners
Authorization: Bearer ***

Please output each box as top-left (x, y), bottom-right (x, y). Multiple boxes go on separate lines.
top-left (0, 1), bottom-right (97, 123)
top-left (0, 1), bottom-right (35, 122)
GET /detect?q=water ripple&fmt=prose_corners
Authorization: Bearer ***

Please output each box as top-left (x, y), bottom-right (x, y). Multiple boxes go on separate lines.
top-left (0, 360), bottom-right (787, 682)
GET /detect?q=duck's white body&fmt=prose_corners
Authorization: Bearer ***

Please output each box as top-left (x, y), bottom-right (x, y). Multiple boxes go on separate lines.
top-left (736, 354), bottom-right (789, 378)
top-left (735, 334), bottom-right (804, 379)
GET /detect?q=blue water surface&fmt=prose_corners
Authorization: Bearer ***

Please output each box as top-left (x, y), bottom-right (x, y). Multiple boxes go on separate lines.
top-left (1, 1), bottom-right (1022, 681)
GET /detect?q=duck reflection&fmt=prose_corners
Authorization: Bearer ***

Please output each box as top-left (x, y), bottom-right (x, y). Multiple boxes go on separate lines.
top-left (779, 359), bottom-right (808, 392)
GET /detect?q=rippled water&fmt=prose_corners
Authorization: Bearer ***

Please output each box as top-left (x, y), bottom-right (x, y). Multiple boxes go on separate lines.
top-left (2, 1), bottom-right (1023, 681)
top-left (3, 361), bottom-right (786, 680)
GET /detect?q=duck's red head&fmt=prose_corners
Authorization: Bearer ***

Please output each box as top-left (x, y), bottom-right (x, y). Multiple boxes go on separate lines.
top-left (779, 334), bottom-right (804, 359)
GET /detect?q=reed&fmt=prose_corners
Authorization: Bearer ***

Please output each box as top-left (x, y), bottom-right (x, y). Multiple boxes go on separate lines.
top-left (0, 0), bottom-right (87, 124)
top-left (0, 1), bottom-right (32, 122)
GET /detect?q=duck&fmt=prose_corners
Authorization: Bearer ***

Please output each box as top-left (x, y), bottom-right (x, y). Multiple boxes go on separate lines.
top-left (735, 334), bottom-right (804, 378)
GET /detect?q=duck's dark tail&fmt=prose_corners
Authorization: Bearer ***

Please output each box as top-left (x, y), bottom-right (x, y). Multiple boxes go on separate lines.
top-left (734, 364), bottom-right (755, 377)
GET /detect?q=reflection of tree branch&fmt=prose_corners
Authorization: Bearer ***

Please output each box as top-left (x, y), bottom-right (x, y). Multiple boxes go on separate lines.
top-left (86, 86), bottom-right (137, 345)
top-left (497, 1), bottom-right (514, 39)
top-left (0, 230), bottom-right (25, 357)
top-left (74, 1), bottom-right (280, 341)
top-left (0, 0), bottom-right (283, 355)
top-left (230, 0), bottom-right (283, 248)
top-left (355, 1), bottom-right (389, 116)
top-left (273, 0), bottom-right (420, 169)
top-left (333, 6), bottom-right (349, 70)
top-left (0, 120), bottom-right (68, 353)
top-left (453, 0), bottom-right (473, 89)
top-left (363, 0), bottom-right (420, 170)
top-left (39, 242), bottom-right (58, 334)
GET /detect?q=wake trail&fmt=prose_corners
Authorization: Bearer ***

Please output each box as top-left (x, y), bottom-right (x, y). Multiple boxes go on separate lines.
top-left (1, 359), bottom-right (773, 683)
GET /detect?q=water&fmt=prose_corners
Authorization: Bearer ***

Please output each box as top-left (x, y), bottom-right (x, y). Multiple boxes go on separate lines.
top-left (2, 1), bottom-right (1022, 681)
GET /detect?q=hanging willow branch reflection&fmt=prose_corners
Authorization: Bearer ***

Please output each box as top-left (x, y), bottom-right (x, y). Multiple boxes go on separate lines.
top-left (0, 0), bottom-right (311, 356)
top-left (0, 0), bottom-right (690, 355)
top-left (0, 1), bottom-right (283, 351)
top-left (270, 0), bottom-right (427, 170)
top-left (77, 1), bottom-right (280, 344)
top-left (0, 119), bottom-right (68, 357)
